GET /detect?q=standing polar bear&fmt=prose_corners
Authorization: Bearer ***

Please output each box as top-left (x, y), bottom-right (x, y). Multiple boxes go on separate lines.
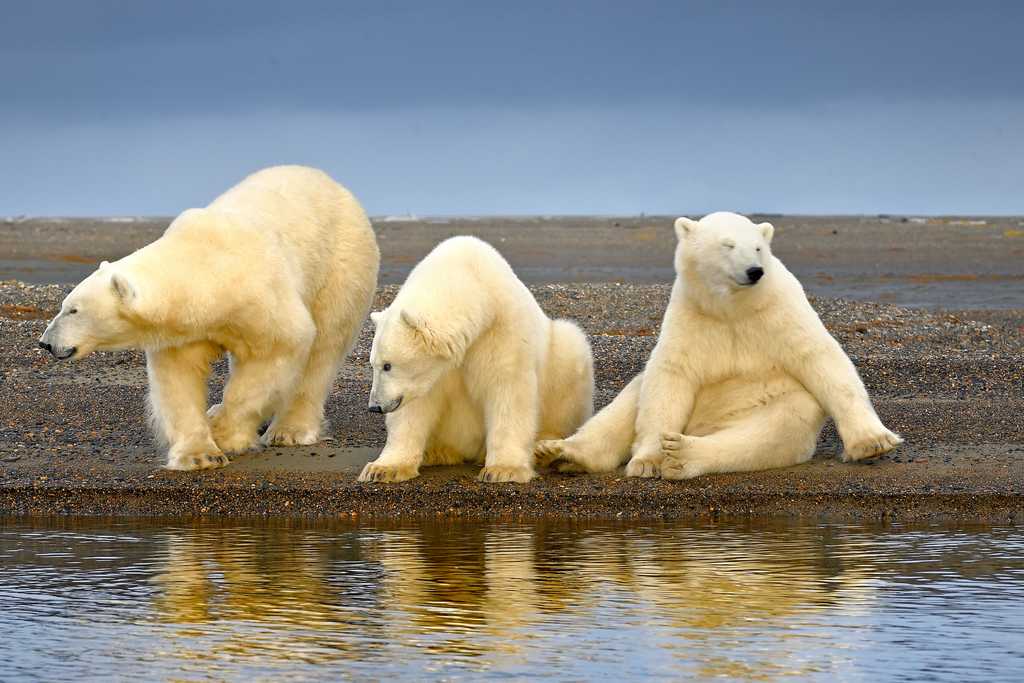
top-left (38, 165), bottom-right (380, 470)
top-left (536, 212), bottom-right (902, 479)
top-left (360, 236), bottom-right (594, 484)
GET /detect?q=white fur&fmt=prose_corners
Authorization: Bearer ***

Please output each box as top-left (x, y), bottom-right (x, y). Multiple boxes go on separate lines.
top-left (536, 211), bottom-right (902, 479)
top-left (39, 166), bottom-right (380, 470)
top-left (359, 236), bottom-right (594, 484)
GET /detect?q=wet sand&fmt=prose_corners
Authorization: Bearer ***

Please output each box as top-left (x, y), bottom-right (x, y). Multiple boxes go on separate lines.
top-left (1, 216), bottom-right (1023, 521)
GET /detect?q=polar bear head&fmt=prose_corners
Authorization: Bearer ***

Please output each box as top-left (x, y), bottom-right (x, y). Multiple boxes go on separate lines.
top-left (38, 261), bottom-right (141, 360)
top-left (673, 211), bottom-right (775, 292)
top-left (366, 306), bottom-right (463, 413)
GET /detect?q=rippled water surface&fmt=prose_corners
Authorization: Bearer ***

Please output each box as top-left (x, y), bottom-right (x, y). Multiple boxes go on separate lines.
top-left (1, 518), bottom-right (1022, 681)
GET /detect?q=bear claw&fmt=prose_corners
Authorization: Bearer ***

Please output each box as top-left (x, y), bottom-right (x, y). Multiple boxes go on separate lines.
top-left (478, 465), bottom-right (535, 483)
top-left (661, 455), bottom-right (706, 480)
top-left (166, 450), bottom-right (229, 471)
top-left (534, 440), bottom-right (567, 468)
top-left (358, 461), bottom-right (419, 483)
top-left (260, 426), bottom-right (320, 447)
top-left (842, 428), bottom-right (904, 462)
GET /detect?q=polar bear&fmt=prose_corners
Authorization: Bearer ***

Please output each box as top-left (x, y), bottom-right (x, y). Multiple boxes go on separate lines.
top-left (536, 211), bottom-right (902, 479)
top-left (38, 165), bottom-right (380, 470)
top-left (359, 236), bottom-right (594, 484)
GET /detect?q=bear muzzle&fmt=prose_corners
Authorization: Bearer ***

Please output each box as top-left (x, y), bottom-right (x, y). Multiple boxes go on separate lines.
top-left (38, 340), bottom-right (76, 360)
top-left (368, 396), bottom-right (403, 414)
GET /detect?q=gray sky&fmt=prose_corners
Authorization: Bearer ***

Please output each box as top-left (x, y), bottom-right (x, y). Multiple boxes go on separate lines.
top-left (2, 1), bottom-right (1022, 215)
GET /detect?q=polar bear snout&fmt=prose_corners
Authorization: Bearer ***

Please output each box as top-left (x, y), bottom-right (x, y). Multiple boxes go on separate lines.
top-left (368, 396), bottom-right (403, 414)
top-left (37, 339), bottom-right (76, 360)
top-left (745, 267), bottom-right (764, 284)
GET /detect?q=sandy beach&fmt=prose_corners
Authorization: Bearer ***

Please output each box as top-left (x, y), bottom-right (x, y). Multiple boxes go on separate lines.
top-left (1, 216), bottom-right (1022, 520)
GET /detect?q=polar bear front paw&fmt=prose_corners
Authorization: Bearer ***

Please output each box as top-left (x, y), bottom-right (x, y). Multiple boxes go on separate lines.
top-left (841, 427), bottom-right (904, 462)
top-left (625, 456), bottom-right (661, 478)
top-left (358, 460), bottom-right (420, 483)
top-left (660, 432), bottom-right (707, 480)
top-left (478, 465), bottom-right (536, 483)
top-left (261, 423), bottom-right (320, 447)
top-left (166, 448), bottom-right (230, 471)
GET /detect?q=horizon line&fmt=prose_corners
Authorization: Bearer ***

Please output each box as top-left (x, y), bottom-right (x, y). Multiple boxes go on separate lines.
top-left (4, 212), bottom-right (1024, 222)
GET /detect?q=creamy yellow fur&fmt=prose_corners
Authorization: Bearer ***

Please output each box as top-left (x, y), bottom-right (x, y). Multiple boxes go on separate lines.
top-left (360, 236), bottom-right (594, 483)
top-left (39, 166), bottom-right (380, 470)
top-left (536, 212), bottom-right (902, 479)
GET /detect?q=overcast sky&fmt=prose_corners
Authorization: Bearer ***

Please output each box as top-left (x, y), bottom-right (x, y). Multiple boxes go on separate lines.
top-left (2, 1), bottom-right (1022, 216)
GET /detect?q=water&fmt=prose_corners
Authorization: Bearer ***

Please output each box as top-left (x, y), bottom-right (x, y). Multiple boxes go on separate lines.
top-left (1, 518), bottom-right (1022, 681)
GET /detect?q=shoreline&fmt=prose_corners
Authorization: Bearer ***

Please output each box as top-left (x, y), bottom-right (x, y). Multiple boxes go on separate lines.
top-left (1, 216), bottom-right (1022, 522)
top-left (3, 282), bottom-right (1022, 522)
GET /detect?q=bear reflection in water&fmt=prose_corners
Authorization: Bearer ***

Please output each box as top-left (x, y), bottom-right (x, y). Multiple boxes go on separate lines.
top-left (149, 521), bottom-right (877, 673)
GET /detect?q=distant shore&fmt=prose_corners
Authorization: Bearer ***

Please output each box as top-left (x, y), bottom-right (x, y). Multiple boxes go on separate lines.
top-left (3, 214), bottom-right (1023, 307)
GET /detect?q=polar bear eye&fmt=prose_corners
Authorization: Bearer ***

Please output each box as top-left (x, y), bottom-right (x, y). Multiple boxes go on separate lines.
top-left (383, 362), bottom-right (392, 372)
top-left (67, 308), bottom-right (78, 315)
top-left (722, 241), bottom-right (735, 250)
top-left (756, 247), bottom-right (762, 253)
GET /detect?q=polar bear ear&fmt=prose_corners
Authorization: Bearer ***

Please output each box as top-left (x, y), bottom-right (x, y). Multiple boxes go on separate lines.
top-left (757, 222), bottom-right (775, 243)
top-left (99, 260), bottom-right (110, 269)
top-left (673, 217), bottom-right (699, 240)
top-left (400, 309), bottom-right (459, 358)
top-left (369, 310), bottom-right (384, 326)
top-left (109, 273), bottom-right (137, 304)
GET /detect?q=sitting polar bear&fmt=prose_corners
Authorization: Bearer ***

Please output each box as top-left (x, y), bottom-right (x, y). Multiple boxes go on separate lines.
top-left (38, 165), bottom-right (380, 470)
top-left (536, 211), bottom-right (902, 479)
top-left (359, 236), bottom-right (594, 484)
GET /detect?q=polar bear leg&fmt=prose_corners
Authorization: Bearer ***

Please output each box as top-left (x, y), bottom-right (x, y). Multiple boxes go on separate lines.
top-left (211, 350), bottom-right (311, 453)
top-left (147, 342), bottom-right (229, 471)
top-left (535, 374), bottom-right (641, 473)
top-left (359, 394), bottom-right (443, 483)
top-left (263, 284), bottom-right (366, 446)
top-left (537, 319), bottom-right (595, 441)
top-left (626, 363), bottom-right (697, 478)
top-left (785, 336), bottom-right (903, 462)
top-left (478, 368), bottom-right (538, 483)
top-left (262, 335), bottom-right (348, 447)
top-left (212, 312), bottom-right (315, 453)
top-left (660, 389), bottom-right (824, 479)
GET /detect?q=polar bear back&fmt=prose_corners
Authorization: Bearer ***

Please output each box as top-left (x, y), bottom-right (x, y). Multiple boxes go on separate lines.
top-left (201, 165), bottom-right (379, 306)
top-left (394, 235), bottom-right (547, 336)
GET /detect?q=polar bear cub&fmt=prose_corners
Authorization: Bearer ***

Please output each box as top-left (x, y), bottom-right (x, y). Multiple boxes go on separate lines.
top-left (536, 212), bottom-right (902, 479)
top-left (38, 165), bottom-right (380, 470)
top-left (359, 236), bottom-right (594, 483)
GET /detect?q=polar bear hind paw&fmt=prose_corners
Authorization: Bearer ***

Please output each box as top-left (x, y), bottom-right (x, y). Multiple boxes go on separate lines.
top-left (261, 424), bottom-right (320, 447)
top-left (534, 439), bottom-right (569, 468)
top-left (166, 450), bottom-right (230, 471)
top-left (478, 465), bottom-right (535, 483)
top-left (842, 428), bottom-right (904, 462)
top-left (358, 461), bottom-right (419, 483)
top-left (210, 414), bottom-right (260, 454)
top-left (659, 432), bottom-right (708, 480)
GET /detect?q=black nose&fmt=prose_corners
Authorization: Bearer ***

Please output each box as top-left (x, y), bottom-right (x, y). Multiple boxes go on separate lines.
top-left (368, 405), bottom-right (383, 414)
top-left (746, 267), bottom-right (764, 283)
top-left (38, 341), bottom-right (52, 353)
